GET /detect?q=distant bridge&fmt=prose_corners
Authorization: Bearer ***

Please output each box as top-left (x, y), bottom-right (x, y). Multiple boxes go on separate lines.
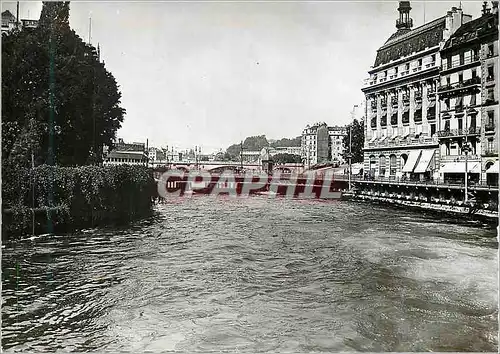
top-left (153, 161), bottom-right (304, 174)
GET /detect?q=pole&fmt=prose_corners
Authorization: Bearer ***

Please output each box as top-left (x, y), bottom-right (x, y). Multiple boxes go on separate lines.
top-left (240, 141), bottom-right (244, 171)
top-left (348, 125), bottom-right (352, 191)
top-left (16, 1), bottom-right (20, 29)
top-left (464, 107), bottom-right (468, 204)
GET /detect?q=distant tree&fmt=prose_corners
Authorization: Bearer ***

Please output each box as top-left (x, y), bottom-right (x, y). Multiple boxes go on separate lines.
top-left (226, 135), bottom-right (269, 161)
top-left (272, 153), bottom-right (302, 164)
top-left (270, 136), bottom-right (301, 148)
top-left (342, 119), bottom-right (364, 163)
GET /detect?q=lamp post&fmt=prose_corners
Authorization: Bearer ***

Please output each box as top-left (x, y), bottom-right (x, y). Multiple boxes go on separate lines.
top-left (462, 106), bottom-right (472, 204)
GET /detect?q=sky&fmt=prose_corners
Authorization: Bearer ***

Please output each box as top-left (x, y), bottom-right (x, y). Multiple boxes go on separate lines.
top-left (3, 1), bottom-right (485, 153)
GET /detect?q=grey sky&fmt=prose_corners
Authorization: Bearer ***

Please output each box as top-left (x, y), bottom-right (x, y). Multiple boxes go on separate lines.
top-left (3, 1), bottom-right (484, 153)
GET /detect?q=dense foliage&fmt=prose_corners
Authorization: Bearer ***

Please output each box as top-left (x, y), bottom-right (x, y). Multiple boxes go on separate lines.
top-left (272, 153), bottom-right (302, 164)
top-left (2, 164), bottom-right (155, 238)
top-left (2, 1), bottom-right (125, 168)
top-left (342, 119), bottom-right (364, 163)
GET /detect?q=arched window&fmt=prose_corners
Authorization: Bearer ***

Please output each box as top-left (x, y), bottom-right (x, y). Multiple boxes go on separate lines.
top-left (379, 155), bottom-right (386, 176)
top-left (390, 154), bottom-right (397, 175)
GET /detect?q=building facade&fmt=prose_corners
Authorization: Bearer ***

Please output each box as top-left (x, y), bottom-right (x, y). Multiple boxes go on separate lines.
top-left (437, 2), bottom-right (499, 186)
top-left (329, 126), bottom-right (347, 164)
top-left (362, 2), bottom-right (470, 181)
top-left (103, 138), bottom-right (148, 166)
top-left (301, 123), bottom-right (331, 167)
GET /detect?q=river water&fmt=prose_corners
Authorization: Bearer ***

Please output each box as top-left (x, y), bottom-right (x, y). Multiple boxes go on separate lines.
top-left (2, 196), bottom-right (498, 352)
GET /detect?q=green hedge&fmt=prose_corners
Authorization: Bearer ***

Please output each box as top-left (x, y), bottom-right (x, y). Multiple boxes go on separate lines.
top-left (2, 164), bottom-right (156, 238)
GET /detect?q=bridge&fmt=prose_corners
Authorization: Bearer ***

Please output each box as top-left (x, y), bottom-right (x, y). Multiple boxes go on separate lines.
top-left (152, 161), bottom-right (305, 174)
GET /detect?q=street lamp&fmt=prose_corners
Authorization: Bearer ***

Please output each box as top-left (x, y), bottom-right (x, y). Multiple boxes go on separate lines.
top-left (462, 105), bottom-right (472, 204)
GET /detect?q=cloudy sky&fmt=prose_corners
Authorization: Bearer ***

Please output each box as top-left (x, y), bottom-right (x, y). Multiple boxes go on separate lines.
top-left (3, 1), bottom-right (484, 152)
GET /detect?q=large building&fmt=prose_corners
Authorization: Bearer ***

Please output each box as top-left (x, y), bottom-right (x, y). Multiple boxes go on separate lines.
top-left (437, 2), bottom-right (499, 186)
top-left (362, 2), bottom-right (471, 180)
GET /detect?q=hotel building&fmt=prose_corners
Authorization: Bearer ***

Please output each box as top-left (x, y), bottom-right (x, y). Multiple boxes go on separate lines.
top-left (362, 2), bottom-right (470, 180)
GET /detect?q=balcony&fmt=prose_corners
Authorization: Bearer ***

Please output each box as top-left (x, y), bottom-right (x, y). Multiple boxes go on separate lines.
top-left (437, 127), bottom-right (481, 138)
top-left (441, 55), bottom-right (479, 71)
top-left (485, 124), bottom-right (495, 133)
top-left (438, 77), bottom-right (481, 97)
top-left (440, 154), bottom-right (480, 162)
top-left (366, 135), bottom-right (438, 149)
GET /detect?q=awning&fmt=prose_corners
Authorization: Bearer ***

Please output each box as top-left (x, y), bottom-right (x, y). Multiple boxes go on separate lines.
top-left (403, 106), bottom-right (409, 113)
top-left (391, 109), bottom-right (397, 116)
top-left (401, 132), bottom-right (410, 139)
top-left (455, 96), bottom-right (463, 107)
top-left (427, 101), bottom-right (436, 108)
top-left (486, 161), bottom-right (499, 174)
top-left (414, 149), bottom-right (435, 173)
top-left (391, 132), bottom-right (399, 140)
top-left (414, 103), bottom-right (422, 110)
top-left (379, 135), bottom-right (387, 142)
top-left (402, 150), bottom-right (422, 173)
top-left (440, 162), bottom-right (481, 173)
top-left (369, 135), bottom-right (377, 143)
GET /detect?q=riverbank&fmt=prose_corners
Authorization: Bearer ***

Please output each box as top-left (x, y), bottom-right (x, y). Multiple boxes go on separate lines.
top-left (343, 192), bottom-right (498, 224)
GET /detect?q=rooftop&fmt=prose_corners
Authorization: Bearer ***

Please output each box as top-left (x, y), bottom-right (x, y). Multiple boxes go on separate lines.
top-left (373, 16), bottom-right (446, 68)
top-left (442, 12), bottom-right (498, 51)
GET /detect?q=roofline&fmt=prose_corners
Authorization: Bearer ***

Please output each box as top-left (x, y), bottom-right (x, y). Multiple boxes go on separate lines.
top-left (378, 16), bottom-right (447, 51)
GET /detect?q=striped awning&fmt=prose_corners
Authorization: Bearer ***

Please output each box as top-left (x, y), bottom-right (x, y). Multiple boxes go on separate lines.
top-left (440, 162), bottom-right (481, 173)
top-left (413, 149), bottom-right (435, 173)
top-left (402, 150), bottom-right (422, 173)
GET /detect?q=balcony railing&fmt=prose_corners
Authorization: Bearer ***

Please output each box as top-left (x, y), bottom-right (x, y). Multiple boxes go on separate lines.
top-left (483, 150), bottom-right (498, 157)
top-left (438, 77), bottom-right (481, 95)
top-left (437, 127), bottom-right (481, 138)
top-left (441, 55), bottom-right (479, 71)
top-left (440, 154), bottom-right (480, 162)
top-left (366, 135), bottom-right (438, 148)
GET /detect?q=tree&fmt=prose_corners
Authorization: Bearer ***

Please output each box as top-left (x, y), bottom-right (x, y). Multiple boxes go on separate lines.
top-left (272, 153), bottom-right (302, 164)
top-left (2, 1), bottom-right (125, 168)
top-left (342, 119), bottom-right (364, 163)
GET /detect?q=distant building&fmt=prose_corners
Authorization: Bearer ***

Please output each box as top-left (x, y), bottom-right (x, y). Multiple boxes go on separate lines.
top-left (1, 10), bottom-right (38, 34)
top-left (329, 126), bottom-right (347, 164)
top-left (269, 146), bottom-right (302, 156)
top-left (241, 150), bottom-right (262, 163)
top-left (103, 138), bottom-right (148, 166)
top-left (301, 123), bottom-right (346, 167)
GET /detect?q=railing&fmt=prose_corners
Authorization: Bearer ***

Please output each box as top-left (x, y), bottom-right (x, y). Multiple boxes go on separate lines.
top-left (425, 61), bottom-right (436, 69)
top-left (396, 18), bottom-right (413, 28)
top-left (440, 154), bottom-right (480, 162)
top-left (441, 55), bottom-right (479, 71)
top-left (437, 127), bottom-right (481, 138)
top-left (438, 77), bottom-right (481, 93)
top-left (366, 135), bottom-right (438, 148)
top-left (334, 174), bottom-right (499, 189)
top-left (483, 150), bottom-right (498, 157)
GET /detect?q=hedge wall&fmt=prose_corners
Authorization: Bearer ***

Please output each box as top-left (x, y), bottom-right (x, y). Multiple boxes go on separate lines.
top-left (2, 164), bottom-right (157, 239)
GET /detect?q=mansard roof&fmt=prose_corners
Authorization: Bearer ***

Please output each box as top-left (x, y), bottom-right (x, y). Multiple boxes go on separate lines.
top-left (373, 16), bottom-right (446, 68)
top-left (442, 13), bottom-right (498, 51)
